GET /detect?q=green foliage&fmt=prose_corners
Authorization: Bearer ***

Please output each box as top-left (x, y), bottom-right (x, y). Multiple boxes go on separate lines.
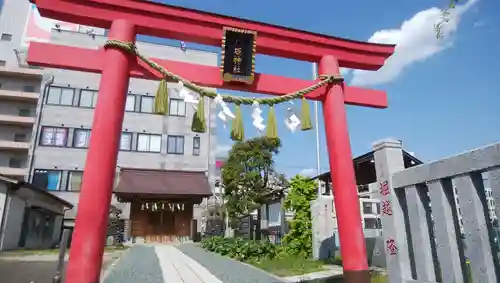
top-left (200, 236), bottom-right (279, 261)
top-left (249, 255), bottom-right (325, 277)
top-left (221, 137), bottom-right (286, 222)
top-left (281, 175), bottom-right (317, 257)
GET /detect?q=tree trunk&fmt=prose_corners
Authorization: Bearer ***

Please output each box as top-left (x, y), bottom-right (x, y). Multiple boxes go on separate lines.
top-left (255, 207), bottom-right (262, 240)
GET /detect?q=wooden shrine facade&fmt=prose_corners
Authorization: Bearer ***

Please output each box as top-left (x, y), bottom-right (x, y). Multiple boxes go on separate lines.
top-left (115, 168), bottom-right (211, 243)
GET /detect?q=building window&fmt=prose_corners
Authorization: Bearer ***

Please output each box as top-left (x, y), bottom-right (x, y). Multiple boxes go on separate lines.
top-left (68, 171), bottom-right (83, 191)
top-left (120, 132), bottom-right (132, 151)
top-left (193, 136), bottom-right (201, 156)
top-left (9, 158), bottom-right (23, 168)
top-left (47, 87), bottom-right (74, 106)
top-left (140, 96), bottom-right (154, 113)
top-left (125, 95), bottom-right (135, 111)
top-left (23, 85), bottom-right (35, 92)
top-left (40, 127), bottom-right (68, 147)
top-left (14, 133), bottom-right (26, 142)
top-left (137, 133), bottom-right (161, 152)
top-left (18, 108), bottom-right (31, 117)
top-left (79, 89), bottom-right (98, 108)
top-left (167, 135), bottom-right (184, 155)
top-left (73, 129), bottom-right (91, 148)
top-left (169, 98), bottom-right (186, 117)
top-left (1, 33), bottom-right (12, 41)
top-left (33, 169), bottom-right (62, 191)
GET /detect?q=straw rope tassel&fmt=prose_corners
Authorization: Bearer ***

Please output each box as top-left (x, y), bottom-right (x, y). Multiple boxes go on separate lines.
top-left (191, 97), bottom-right (206, 133)
top-left (154, 79), bottom-right (169, 115)
top-left (230, 105), bottom-right (244, 141)
top-left (266, 105), bottom-right (278, 139)
top-left (301, 97), bottom-right (313, 131)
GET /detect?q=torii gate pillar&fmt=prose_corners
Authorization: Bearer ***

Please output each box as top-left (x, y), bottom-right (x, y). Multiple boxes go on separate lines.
top-left (65, 20), bottom-right (136, 282)
top-left (320, 55), bottom-right (370, 281)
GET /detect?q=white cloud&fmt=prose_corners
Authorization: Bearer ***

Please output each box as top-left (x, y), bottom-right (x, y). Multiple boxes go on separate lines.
top-left (216, 144), bottom-right (232, 158)
top-left (299, 168), bottom-right (318, 177)
top-left (350, 0), bottom-right (478, 86)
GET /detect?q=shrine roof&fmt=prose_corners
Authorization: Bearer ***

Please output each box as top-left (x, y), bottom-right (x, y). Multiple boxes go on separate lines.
top-left (115, 168), bottom-right (212, 197)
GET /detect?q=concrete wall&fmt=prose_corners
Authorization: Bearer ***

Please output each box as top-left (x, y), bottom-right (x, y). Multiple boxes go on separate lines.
top-left (0, 0), bottom-right (30, 66)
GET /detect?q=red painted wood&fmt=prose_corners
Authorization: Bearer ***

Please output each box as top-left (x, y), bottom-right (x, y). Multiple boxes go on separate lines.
top-left (320, 55), bottom-right (369, 278)
top-left (34, 0), bottom-right (394, 70)
top-left (63, 20), bottom-right (136, 283)
top-left (27, 42), bottom-right (388, 108)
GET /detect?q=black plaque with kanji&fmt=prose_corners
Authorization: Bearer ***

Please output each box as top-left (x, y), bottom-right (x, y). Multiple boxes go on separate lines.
top-left (221, 27), bottom-right (257, 84)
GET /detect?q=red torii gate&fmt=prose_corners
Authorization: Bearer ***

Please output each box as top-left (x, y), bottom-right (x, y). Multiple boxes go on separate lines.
top-left (27, 1), bottom-right (395, 282)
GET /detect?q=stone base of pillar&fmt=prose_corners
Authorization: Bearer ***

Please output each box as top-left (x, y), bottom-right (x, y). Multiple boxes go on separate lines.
top-left (311, 196), bottom-right (337, 260)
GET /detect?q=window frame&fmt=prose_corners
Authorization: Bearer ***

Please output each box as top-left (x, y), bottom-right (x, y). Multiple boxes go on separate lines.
top-left (18, 108), bottom-right (31, 117)
top-left (39, 126), bottom-right (69, 147)
top-left (14, 133), bottom-right (27, 142)
top-left (79, 89), bottom-right (98, 108)
top-left (46, 86), bottom-right (75, 106)
top-left (67, 170), bottom-right (84, 192)
top-left (193, 136), bottom-right (201, 156)
top-left (139, 95), bottom-right (154, 113)
top-left (33, 169), bottom-right (63, 191)
top-left (22, 85), bottom-right (35, 92)
top-left (120, 132), bottom-right (133, 151)
top-left (1, 33), bottom-right (12, 41)
top-left (167, 135), bottom-right (185, 155)
top-left (125, 94), bottom-right (136, 112)
top-left (169, 98), bottom-right (187, 117)
top-left (136, 133), bottom-right (162, 153)
top-left (73, 128), bottom-right (92, 148)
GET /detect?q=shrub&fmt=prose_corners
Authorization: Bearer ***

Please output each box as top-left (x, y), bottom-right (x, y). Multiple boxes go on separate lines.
top-left (281, 175), bottom-right (317, 257)
top-left (200, 236), bottom-right (279, 262)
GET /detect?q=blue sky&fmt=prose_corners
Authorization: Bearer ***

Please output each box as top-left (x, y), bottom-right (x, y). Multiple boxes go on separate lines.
top-left (146, 0), bottom-right (499, 177)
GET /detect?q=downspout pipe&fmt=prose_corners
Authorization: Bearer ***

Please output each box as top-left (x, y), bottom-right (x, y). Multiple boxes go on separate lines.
top-left (27, 75), bottom-right (55, 182)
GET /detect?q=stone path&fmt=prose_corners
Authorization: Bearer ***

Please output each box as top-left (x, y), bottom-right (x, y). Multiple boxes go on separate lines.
top-left (155, 245), bottom-right (223, 283)
top-left (103, 244), bottom-right (283, 283)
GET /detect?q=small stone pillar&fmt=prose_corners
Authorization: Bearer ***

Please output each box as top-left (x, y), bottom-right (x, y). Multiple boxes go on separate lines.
top-left (311, 195), bottom-right (337, 260)
top-left (372, 139), bottom-right (412, 283)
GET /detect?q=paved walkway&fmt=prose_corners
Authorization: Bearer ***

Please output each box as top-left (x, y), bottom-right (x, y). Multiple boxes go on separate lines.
top-left (155, 245), bottom-right (222, 283)
top-left (102, 244), bottom-right (282, 283)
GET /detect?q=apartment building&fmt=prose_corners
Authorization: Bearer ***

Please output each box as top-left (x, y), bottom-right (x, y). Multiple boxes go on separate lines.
top-left (1, 1), bottom-right (220, 242)
top-left (31, 30), bottom-right (218, 235)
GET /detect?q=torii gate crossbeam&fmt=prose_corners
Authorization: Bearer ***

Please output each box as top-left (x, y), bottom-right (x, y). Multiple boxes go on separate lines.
top-left (27, 1), bottom-right (395, 283)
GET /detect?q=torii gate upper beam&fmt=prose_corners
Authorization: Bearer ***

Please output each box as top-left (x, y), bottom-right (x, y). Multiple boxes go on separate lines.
top-left (27, 42), bottom-right (388, 108)
top-left (31, 0), bottom-right (394, 70)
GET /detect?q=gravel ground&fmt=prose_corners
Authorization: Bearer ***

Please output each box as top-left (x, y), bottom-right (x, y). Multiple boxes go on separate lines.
top-left (177, 243), bottom-right (284, 283)
top-left (102, 245), bottom-right (163, 283)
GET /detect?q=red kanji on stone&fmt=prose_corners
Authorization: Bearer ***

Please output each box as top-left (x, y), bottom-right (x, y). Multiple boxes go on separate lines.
top-left (379, 180), bottom-right (390, 196)
top-left (386, 238), bottom-right (398, 255)
top-left (381, 200), bottom-right (393, 216)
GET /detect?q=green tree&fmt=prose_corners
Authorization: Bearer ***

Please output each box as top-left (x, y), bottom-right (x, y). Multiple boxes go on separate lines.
top-left (436, 0), bottom-right (461, 39)
top-left (281, 175), bottom-right (317, 257)
top-left (221, 137), bottom-right (286, 238)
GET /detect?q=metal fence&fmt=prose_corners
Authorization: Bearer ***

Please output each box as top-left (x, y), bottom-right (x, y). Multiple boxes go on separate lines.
top-left (373, 139), bottom-right (500, 283)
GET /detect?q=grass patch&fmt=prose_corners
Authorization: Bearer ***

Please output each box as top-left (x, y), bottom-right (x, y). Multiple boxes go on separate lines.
top-left (248, 255), bottom-right (326, 277)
